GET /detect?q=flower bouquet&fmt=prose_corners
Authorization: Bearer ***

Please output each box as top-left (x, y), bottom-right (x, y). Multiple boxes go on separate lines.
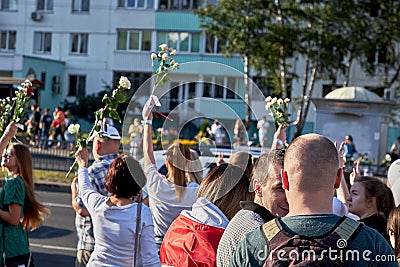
top-left (143, 44), bottom-right (179, 120)
top-left (265, 96), bottom-right (291, 129)
top-left (65, 76), bottom-right (132, 177)
top-left (0, 80), bottom-right (34, 139)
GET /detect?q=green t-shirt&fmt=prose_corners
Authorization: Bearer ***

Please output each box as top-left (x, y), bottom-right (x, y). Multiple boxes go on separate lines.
top-left (0, 175), bottom-right (29, 260)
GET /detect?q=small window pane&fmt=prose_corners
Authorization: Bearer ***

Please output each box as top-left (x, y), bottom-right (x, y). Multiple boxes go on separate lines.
top-left (129, 32), bottom-right (139, 50)
top-left (38, 0), bottom-right (45, 10)
top-left (0, 32), bottom-right (6, 49)
top-left (191, 33), bottom-right (200, 52)
top-left (71, 34), bottom-right (78, 52)
top-left (157, 32), bottom-right (167, 45)
top-left (80, 34), bottom-right (88, 53)
top-left (117, 31), bottom-right (127, 50)
top-left (205, 34), bottom-right (215, 53)
top-left (137, 0), bottom-right (145, 8)
top-left (142, 31), bottom-right (151, 51)
top-left (82, 0), bottom-right (89, 11)
top-left (147, 0), bottom-right (154, 8)
top-left (180, 32), bottom-right (189, 52)
top-left (128, 0), bottom-right (135, 7)
top-left (167, 32), bottom-right (178, 50)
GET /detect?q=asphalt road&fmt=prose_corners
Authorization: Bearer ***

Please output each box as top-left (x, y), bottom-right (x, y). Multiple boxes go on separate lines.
top-left (30, 190), bottom-right (76, 266)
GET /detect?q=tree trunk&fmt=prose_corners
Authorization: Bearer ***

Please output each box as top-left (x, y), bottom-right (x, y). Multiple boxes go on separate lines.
top-left (244, 55), bottom-right (251, 130)
top-left (343, 55), bottom-right (353, 87)
top-left (294, 63), bottom-right (317, 138)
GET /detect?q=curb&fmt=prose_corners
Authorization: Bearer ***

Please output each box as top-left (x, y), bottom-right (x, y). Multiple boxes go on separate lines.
top-left (0, 179), bottom-right (71, 193)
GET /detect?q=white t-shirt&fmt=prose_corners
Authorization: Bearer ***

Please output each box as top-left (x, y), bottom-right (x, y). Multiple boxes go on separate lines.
top-left (145, 164), bottom-right (199, 237)
top-left (257, 120), bottom-right (270, 140)
top-left (211, 123), bottom-right (225, 145)
top-left (78, 168), bottom-right (160, 267)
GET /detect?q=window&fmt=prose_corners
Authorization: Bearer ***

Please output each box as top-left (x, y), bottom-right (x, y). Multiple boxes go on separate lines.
top-left (157, 31), bottom-right (200, 53)
top-left (117, 30), bottom-right (152, 51)
top-left (68, 75), bottom-right (86, 97)
top-left (37, 0), bottom-right (53, 11)
top-left (0, 31), bottom-right (16, 51)
top-left (1, 0), bottom-right (17, 10)
top-left (34, 32), bottom-right (52, 53)
top-left (159, 0), bottom-right (200, 10)
top-left (205, 34), bottom-right (225, 54)
top-left (118, 0), bottom-right (154, 8)
top-left (70, 33), bottom-right (88, 54)
top-left (201, 76), bottom-right (237, 99)
top-left (72, 0), bottom-right (89, 12)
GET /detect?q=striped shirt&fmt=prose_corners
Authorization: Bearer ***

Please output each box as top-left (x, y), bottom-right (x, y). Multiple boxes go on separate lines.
top-left (75, 153), bottom-right (118, 251)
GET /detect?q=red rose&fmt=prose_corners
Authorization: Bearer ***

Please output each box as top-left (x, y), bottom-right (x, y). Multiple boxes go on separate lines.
top-left (24, 87), bottom-right (34, 97)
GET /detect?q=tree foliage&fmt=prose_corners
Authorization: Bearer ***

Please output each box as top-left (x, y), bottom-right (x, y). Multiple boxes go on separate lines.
top-left (196, 0), bottom-right (400, 135)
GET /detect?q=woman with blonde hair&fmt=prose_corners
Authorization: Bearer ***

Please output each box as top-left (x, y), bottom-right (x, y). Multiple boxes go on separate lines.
top-left (0, 122), bottom-right (50, 266)
top-left (143, 112), bottom-right (199, 248)
top-left (160, 162), bottom-right (254, 267)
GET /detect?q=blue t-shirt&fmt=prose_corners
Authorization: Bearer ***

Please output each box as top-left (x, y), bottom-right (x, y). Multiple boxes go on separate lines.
top-left (229, 214), bottom-right (397, 267)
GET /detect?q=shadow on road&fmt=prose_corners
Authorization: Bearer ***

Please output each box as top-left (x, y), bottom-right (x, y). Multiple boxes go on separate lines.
top-left (32, 252), bottom-right (75, 266)
top-left (30, 225), bottom-right (73, 239)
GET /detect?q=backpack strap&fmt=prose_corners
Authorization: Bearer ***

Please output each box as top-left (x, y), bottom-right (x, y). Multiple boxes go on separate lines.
top-left (262, 218), bottom-right (281, 241)
top-left (334, 216), bottom-right (362, 242)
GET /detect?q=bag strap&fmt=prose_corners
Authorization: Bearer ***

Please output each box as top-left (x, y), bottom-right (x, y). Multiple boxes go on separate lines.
top-left (334, 216), bottom-right (362, 242)
top-left (262, 218), bottom-right (281, 241)
top-left (133, 202), bottom-right (142, 267)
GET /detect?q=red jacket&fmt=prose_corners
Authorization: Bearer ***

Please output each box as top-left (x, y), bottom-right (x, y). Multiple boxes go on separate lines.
top-left (160, 214), bottom-right (225, 267)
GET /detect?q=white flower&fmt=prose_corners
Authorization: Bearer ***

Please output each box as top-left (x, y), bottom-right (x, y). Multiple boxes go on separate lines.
top-left (159, 44), bottom-right (168, 50)
top-left (385, 154), bottom-right (392, 162)
top-left (170, 59), bottom-right (175, 65)
top-left (112, 89), bottom-right (118, 97)
top-left (151, 53), bottom-right (157, 60)
top-left (284, 98), bottom-right (290, 103)
top-left (22, 80), bottom-right (32, 87)
top-left (277, 98), bottom-right (284, 105)
top-left (172, 62), bottom-right (179, 69)
top-left (162, 53), bottom-right (169, 61)
top-left (265, 103), bottom-right (272, 109)
top-left (68, 124), bottom-right (80, 135)
top-left (119, 76), bottom-right (131, 89)
top-left (271, 97), bottom-right (277, 104)
top-left (170, 49), bottom-right (177, 56)
top-left (265, 96), bottom-right (272, 102)
top-left (19, 107), bottom-right (24, 113)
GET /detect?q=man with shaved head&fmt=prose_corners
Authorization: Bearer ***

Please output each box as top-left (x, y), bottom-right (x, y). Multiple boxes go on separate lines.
top-left (229, 134), bottom-right (397, 266)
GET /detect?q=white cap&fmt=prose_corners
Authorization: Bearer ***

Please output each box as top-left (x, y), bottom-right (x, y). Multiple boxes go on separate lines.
top-left (388, 159), bottom-right (400, 186)
top-left (88, 125), bottom-right (121, 141)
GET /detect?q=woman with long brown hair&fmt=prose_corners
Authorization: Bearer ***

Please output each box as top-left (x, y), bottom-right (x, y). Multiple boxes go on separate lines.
top-left (143, 112), bottom-right (199, 248)
top-left (0, 123), bottom-right (50, 266)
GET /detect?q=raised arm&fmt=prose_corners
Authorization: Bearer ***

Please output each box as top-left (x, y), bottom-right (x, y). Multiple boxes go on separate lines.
top-left (271, 125), bottom-right (287, 150)
top-left (143, 112), bottom-right (155, 168)
top-left (0, 122), bottom-right (18, 154)
top-left (335, 141), bottom-right (350, 204)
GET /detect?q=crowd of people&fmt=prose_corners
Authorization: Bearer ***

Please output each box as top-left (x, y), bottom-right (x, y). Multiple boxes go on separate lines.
top-left (68, 111), bottom-right (400, 266)
top-left (24, 105), bottom-right (74, 150)
top-left (0, 108), bottom-right (399, 266)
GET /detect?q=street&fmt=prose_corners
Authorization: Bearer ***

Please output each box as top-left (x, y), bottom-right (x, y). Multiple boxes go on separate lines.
top-left (30, 190), bottom-right (76, 266)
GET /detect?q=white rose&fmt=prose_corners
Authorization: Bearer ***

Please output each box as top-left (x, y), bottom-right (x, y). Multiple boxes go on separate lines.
top-left (271, 97), bottom-right (277, 104)
top-left (265, 96), bottom-right (272, 102)
top-left (277, 98), bottom-right (284, 105)
top-left (119, 76), bottom-right (131, 89)
top-left (170, 49), bottom-right (177, 56)
top-left (159, 44), bottom-right (168, 50)
top-left (284, 98), bottom-right (290, 103)
top-left (151, 53), bottom-right (157, 60)
top-left (162, 53), bottom-right (169, 61)
top-left (68, 124), bottom-right (80, 135)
